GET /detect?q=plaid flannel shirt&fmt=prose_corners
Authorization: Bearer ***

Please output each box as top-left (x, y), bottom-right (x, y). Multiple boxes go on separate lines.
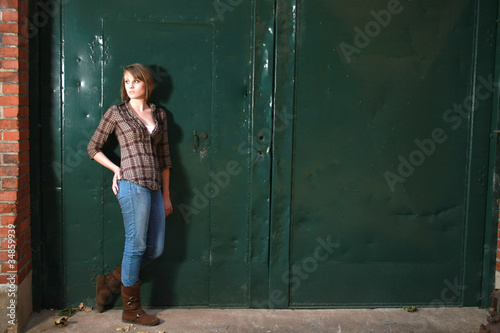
top-left (87, 103), bottom-right (172, 191)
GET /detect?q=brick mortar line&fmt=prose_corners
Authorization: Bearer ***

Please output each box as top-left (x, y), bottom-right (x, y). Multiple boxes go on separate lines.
top-left (0, 264), bottom-right (32, 276)
top-left (0, 163), bottom-right (31, 167)
top-left (0, 176), bottom-right (28, 179)
top-left (0, 144), bottom-right (30, 146)
top-left (0, 222), bottom-right (28, 228)
top-left (0, 81), bottom-right (28, 84)
top-left (0, 165), bottom-right (30, 168)
top-left (0, 264), bottom-right (31, 272)
top-left (0, 58), bottom-right (29, 61)
top-left (0, 164), bottom-right (29, 169)
top-left (0, 136), bottom-right (30, 138)
top-left (2, 32), bottom-right (27, 36)
top-left (0, 158), bottom-right (31, 161)
top-left (0, 220), bottom-right (30, 229)
top-left (0, 158), bottom-right (30, 161)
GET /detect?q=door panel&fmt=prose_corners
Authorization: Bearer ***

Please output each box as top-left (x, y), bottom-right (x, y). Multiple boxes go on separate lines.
top-left (62, 0), bottom-right (263, 307)
top-left (285, 0), bottom-right (488, 306)
top-left (101, 20), bottom-right (214, 306)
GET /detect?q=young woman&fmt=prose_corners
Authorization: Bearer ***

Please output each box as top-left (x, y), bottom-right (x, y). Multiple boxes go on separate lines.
top-left (87, 63), bottom-right (173, 326)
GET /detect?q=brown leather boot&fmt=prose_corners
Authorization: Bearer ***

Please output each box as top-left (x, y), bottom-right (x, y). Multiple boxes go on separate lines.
top-left (95, 265), bottom-right (122, 313)
top-left (121, 282), bottom-right (159, 326)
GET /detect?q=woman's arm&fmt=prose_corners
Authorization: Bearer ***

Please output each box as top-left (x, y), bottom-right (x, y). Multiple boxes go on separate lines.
top-left (158, 108), bottom-right (173, 217)
top-left (88, 107), bottom-right (120, 193)
top-left (93, 152), bottom-right (122, 195)
top-left (161, 168), bottom-right (173, 217)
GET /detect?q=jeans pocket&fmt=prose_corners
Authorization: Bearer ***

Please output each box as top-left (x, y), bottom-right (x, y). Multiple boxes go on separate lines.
top-left (117, 191), bottom-right (134, 214)
top-left (115, 180), bottom-right (128, 199)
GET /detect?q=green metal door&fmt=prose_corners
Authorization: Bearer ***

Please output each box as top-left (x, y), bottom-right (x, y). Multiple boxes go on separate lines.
top-left (32, 0), bottom-right (498, 309)
top-left (34, 0), bottom-right (276, 308)
top-left (270, 0), bottom-right (498, 307)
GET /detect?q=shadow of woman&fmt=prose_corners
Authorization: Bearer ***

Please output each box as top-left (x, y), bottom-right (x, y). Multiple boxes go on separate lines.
top-left (139, 65), bottom-right (191, 307)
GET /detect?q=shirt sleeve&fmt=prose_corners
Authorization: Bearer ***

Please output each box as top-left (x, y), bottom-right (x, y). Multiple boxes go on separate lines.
top-left (87, 107), bottom-right (117, 160)
top-left (158, 109), bottom-right (172, 170)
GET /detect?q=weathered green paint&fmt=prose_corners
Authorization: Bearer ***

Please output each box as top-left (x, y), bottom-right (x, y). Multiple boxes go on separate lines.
top-left (57, 0), bottom-right (273, 307)
top-left (31, 0), bottom-right (498, 309)
top-left (248, 0), bottom-right (276, 308)
top-left (280, 0), bottom-right (497, 307)
top-left (268, 0), bottom-right (297, 309)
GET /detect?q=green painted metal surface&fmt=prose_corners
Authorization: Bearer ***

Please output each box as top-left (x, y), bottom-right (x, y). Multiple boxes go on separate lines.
top-left (277, 0), bottom-right (498, 307)
top-left (248, 0), bottom-right (276, 308)
top-left (54, 0), bottom-right (272, 307)
top-left (31, 0), bottom-right (498, 308)
top-left (268, 0), bottom-right (297, 309)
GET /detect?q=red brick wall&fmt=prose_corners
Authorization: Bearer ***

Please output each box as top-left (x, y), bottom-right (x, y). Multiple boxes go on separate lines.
top-left (0, 0), bottom-right (30, 286)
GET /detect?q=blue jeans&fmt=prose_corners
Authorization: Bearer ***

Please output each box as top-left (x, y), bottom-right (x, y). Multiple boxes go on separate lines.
top-left (116, 180), bottom-right (165, 287)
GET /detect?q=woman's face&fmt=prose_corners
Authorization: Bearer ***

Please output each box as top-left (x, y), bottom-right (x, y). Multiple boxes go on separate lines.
top-left (123, 71), bottom-right (146, 100)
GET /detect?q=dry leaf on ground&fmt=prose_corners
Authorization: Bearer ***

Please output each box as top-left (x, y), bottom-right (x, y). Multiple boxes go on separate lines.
top-left (116, 324), bottom-right (136, 331)
top-left (54, 316), bottom-right (68, 327)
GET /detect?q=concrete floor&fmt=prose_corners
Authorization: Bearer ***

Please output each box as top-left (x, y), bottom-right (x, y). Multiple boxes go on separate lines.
top-left (22, 307), bottom-right (488, 333)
